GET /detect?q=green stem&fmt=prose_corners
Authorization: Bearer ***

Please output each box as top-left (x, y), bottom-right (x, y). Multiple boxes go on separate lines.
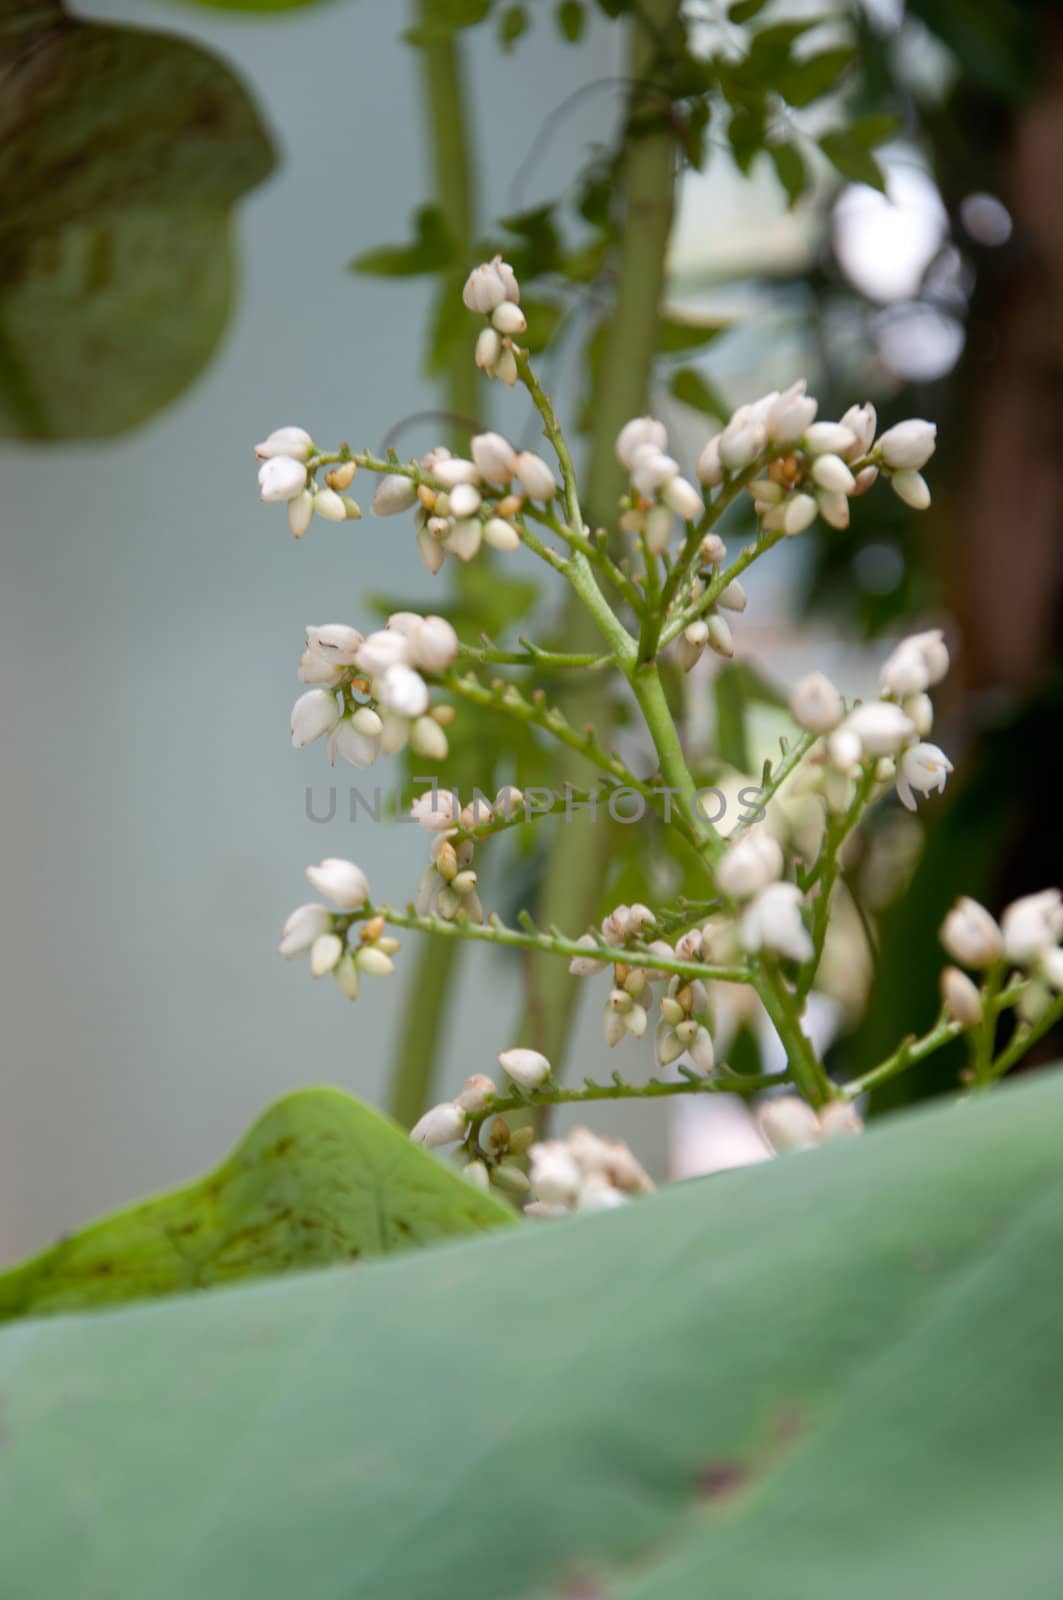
top-left (987, 990), bottom-right (1063, 1083)
top-left (796, 762), bottom-right (878, 999)
top-left (842, 1010), bottom-right (963, 1101)
top-left (467, 1069), bottom-right (782, 1135)
top-left (755, 958), bottom-right (835, 1106)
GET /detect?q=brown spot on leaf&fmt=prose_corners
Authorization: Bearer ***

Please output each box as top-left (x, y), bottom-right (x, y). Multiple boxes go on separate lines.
top-left (695, 1461), bottom-right (754, 1504)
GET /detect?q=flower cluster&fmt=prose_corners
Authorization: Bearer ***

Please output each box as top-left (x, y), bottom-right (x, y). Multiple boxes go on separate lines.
top-left (256, 427), bottom-right (361, 537)
top-left (291, 612), bottom-right (459, 766)
top-left (279, 859), bottom-right (398, 1003)
top-left (462, 254), bottom-right (525, 385)
top-left (758, 1095), bottom-right (863, 1153)
top-left (940, 889), bottom-right (1063, 1023)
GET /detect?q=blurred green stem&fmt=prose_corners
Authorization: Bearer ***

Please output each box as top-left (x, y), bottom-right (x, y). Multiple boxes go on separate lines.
top-left (515, 0), bottom-right (681, 1069)
top-left (386, 2), bottom-right (478, 1123)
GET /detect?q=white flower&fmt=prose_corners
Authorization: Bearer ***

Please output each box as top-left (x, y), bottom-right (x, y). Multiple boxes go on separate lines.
top-left (663, 475), bottom-right (703, 521)
top-left (356, 629), bottom-right (409, 676)
top-left (475, 326), bottom-right (502, 373)
top-left (456, 1074), bottom-right (496, 1113)
top-left (371, 474), bottom-right (418, 516)
top-left (484, 517), bottom-right (520, 551)
top-left (278, 903), bottom-right (332, 958)
top-left (498, 1047), bottom-right (551, 1090)
top-left (576, 1175), bottom-right (628, 1212)
top-left (766, 380), bottom-right (818, 445)
top-left (696, 433), bottom-right (723, 486)
top-left (333, 953), bottom-right (361, 1001)
top-left (941, 965), bottom-right (983, 1025)
top-left (716, 829), bottom-right (784, 900)
top-left (803, 421), bottom-right (857, 455)
top-left (305, 857), bottom-right (370, 911)
top-left (818, 1102), bottom-right (862, 1141)
top-left (306, 624), bottom-right (363, 666)
top-left (471, 431), bottom-right (516, 484)
top-left (309, 933), bottom-right (343, 978)
top-left (327, 710), bottom-right (382, 768)
top-left (290, 689), bottom-right (340, 748)
top-left (377, 663), bottom-right (429, 717)
top-left (410, 1101), bottom-right (468, 1147)
top-left (513, 451), bottom-right (557, 502)
top-left (416, 525), bottom-right (446, 573)
top-left (411, 789), bottom-right (460, 832)
top-left (494, 348), bottom-right (518, 387)
top-left (529, 1141), bottom-right (582, 1206)
top-left (255, 426), bottom-right (313, 462)
top-left (462, 256), bottom-right (519, 313)
top-left (940, 897), bottom-right (1003, 968)
top-left (896, 742), bottom-right (953, 811)
top-left (568, 933), bottom-right (607, 976)
top-left (491, 301), bottom-right (526, 336)
top-left (288, 491), bottom-right (314, 539)
top-left (643, 504), bottom-right (674, 555)
top-left (399, 615), bottom-right (458, 674)
top-left (616, 416), bottom-right (668, 469)
top-left (740, 882), bottom-right (813, 963)
top-left (313, 488), bottom-right (347, 522)
top-left (811, 453), bottom-right (856, 495)
top-left (258, 456), bottom-right (308, 503)
top-left (409, 716), bottom-right (448, 760)
top-left (844, 702), bottom-right (916, 757)
top-left (790, 671), bottom-right (843, 733)
top-left (880, 628), bottom-right (949, 697)
top-left (838, 402), bottom-right (876, 459)
top-left (876, 419), bottom-right (937, 470)
top-left (891, 469), bottom-right (931, 510)
top-left (432, 456), bottom-right (479, 488)
top-left (1001, 889), bottom-right (1063, 965)
top-left (630, 447), bottom-right (678, 495)
top-left (816, 490), bottom-right (850, 529)
top-left (758, 1095), bottom-right (821, 1153)
top-left (443, 518), bottom-right (483, 562)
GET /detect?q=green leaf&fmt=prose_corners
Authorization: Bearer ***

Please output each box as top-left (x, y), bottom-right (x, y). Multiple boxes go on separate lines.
top-left (728, 0), bottom-right (771, 21)
top-left (0, 1089), bottom-right (513, 1321)
top-left (351, 203), bottom-right (455, 277)
top-left (669, 366), bottom-right (730, 420)
top-left (768, 140), bottom-right (808, 207)
top-left (555, 0), bottom-right (585, 41)
top-left (657, 314), bottom-right (730, 355)
top-left (497, 3), bottom-right (528, 48)
top-left (847, 110), bottom-right (904, 148)
top-left (727, 104), bottom-right (767, 174)
top-left (4, 1072), bottom-right (1063, 1594)
top-left (0, 3), bottom-right (274, 440)
top-left (777, 46), bottom-right (857, 107)
top-left (819, 128), bottom-right (888, 190)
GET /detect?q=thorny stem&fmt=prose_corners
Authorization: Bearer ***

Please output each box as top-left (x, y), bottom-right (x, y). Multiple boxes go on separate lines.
top-left (455, 640), bottom-right (612, 670)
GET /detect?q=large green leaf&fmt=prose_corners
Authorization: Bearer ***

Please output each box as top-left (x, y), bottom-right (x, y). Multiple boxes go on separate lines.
top-left (0, 1088), bottom-right (513, 1321)
top-left (3, 1070), bottom-right (1063, 1594)
top-left (0, 4), bottom-right (274, 439)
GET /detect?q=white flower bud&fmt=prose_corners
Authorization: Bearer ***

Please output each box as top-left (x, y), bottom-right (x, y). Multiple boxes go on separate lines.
top-left (328, 713), bottom-right (382, 768)
top-left (411, 789), bottom-right (460, 832)
top-left (462, 263), bottom-right (507, 313)
top-left (494, 347), bottom-right (519, 386)
top-left (313, 488), bottom-right (347, 523)
top-left (409, 715), bottom-right (448, 760)
top-left (569, 933), bottom-right (607, 976)
top-left (462, 1160), bottom-right (490, 1192)
top-left (838, 403), bottom-right (876, 459)
top-left (309, 932), bottom-right (344, 978)
top-left (483, 516), bottom-right (520, 552)
top-left (696, 433), bottom-right (723, 486)
top-left (811, 453), bottom-right (856, 495)
top-left (663, 474), bottom-right (703, 521)
top-left (616, 417), bottom-right (669, 470)
top-left (333, 953), bottom-right (361, 1000)
top-left (629, 447), bottom-right (678, 496)
top-left (1001, 889), bottom-right (1063, 965)
top-left (356, 629), bottom-right (409, 675)
top-left (475, 326), bottom-right (502, 372)
top-left (716, 829), bottom-right (784, 900)
top-left (307, 623), bottom-right (362, 665)
top-left (816, 489), bottom-right (850, 529)
top-left (513, 451), bottom-right (556, 502)
top-left (782, 493), bottom-right (817, 536)
top-left (576, 1175), bottom-right (628, 1212)
top-left (305, 857), bottom-right (370, 911)
top-left (643, 503), bottom-right (674, 555)
top-left (279, 902), bottom-right (333, 958)
top-left (655, 1021), bottom-right (685, 1068)
top-left (288, 490), bottom-right (314, 538)
top-left (456, 1074), bottom-right (496, 1113)
top-left (255, 426), bottom-right (313, 462)
top-left (676, 619), bottom-right (707, 673)
top-left (941, 965), bottom-right (983, 1025)
top-left (688, 1026), bottom-right (715, 1074)
top-left (844, 702), bottom-right (916, 757)
top-left (416, 526), bottom-right (447, 574)
top-left (355, 945), bottom-right (394, 977)
top-left (706, 614), bottom-right (734, 658)
top-left (904, 692), bottom-right (934, 737)
top-left (471, 431), bottom-right (516, 485)
top-left (290, 689), bottom-right (340, 748)
top-left (896, 741), bottom-right (953, 811)
top-left (498, 1047), bottom-right (551, 1090)
top-left (444, 518), bottom-right (483, 562)
top-left (529, 1141), bottom-right (582, 1206)
top-left (258, 456), bottom-right (308, 503)
top-left (410, 1101), bottom-right (468, 1147)
top-left (717, 579), bottom-right (747, 612)
top-left (790, 671), bottom-right (843, 733)
top-left (827, 727), bottom-right (862, 773)
top-left (404, 615), bottom-right (458, 674)
top-left (758, 1095), bottom-right (821, 1153)
top-left (803, 422), bottom-right (857, 455)
top-left (491, 301), bottom-right (526, 335)
top-left (740, 882), bottom-right (813, 963)
top-left (718, 408), bottom-right (765, 471)
top-left (818, 1102), bottom-right (863, 1141)
top-left (766, 380), bottom-right (818, 445)
top-left (876, 418), bottom-right (937, 470)
top-left (891, 469), bottom-right (931, 510)
top-left (448, 482), bottom-right (482, 519)
top-left (378, 663), bottom-right (429, 717)
top-left (1041, 947), bottom-right (1063, 991)
top-left (432, 456), bottom-right (479, 488)
top-left (371, 474), bottom-right (417, 516)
